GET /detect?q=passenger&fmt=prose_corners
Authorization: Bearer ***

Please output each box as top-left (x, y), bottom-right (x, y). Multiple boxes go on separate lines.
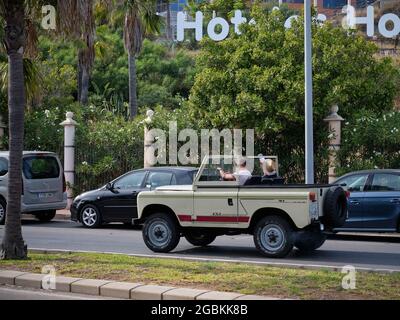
top-left (260, 158), bottom-right (278, 179)
top-left (218, 158), bottom-right (252, 185)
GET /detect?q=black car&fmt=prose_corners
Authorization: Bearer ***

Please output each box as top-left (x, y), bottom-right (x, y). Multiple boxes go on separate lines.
top-left (71, 167), bottom-right (198, 228)
top-left (334, 169), bottom-right (400, 233)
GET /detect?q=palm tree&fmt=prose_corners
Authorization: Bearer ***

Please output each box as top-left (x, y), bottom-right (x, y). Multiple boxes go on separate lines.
top-left (0, 0), bottom-right (92, 259)
top-left (120, 0), bottom-right (161, 119)
top-left (0, 0), bottom-right (29, 259)
top-left (58, 0), bottom-right (95, 105)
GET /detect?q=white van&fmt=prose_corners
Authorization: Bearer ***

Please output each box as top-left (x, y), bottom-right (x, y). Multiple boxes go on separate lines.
top-left (0, 151), bottom-right (67, 224)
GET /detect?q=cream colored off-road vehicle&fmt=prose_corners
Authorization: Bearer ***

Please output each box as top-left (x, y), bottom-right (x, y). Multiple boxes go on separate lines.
top-left (135, 156), bottom-right (348, 258)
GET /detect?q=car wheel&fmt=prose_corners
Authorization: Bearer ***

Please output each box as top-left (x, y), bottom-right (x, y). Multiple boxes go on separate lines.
top-left (81, 205), bottom-right (101, 228)
top-left (142, 213), bottom-right (180, 253)
top-left (184, 231), bottom-right (216, 247)
top-left (294, 230), bottom-right (327, 253)
top-left (253, 215), bottom-right (294, 258)
top-left (0, 198), bottom-right (6, 225)
top-left (35, 210), bottom-right (56, 222)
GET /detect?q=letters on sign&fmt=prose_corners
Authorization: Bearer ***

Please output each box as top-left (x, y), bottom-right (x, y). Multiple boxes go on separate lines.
top-left (177, 6), bottom-right (400, 42)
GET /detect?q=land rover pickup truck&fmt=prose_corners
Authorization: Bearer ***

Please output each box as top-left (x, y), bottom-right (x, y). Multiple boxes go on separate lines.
top-left (135, 156), bottom-right (348, 258)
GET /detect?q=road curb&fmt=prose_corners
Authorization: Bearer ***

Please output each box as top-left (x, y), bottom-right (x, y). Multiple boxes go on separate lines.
top-left (0, 269), bottom-right (277, 300)
top-left (28, 248), bottom-right (400, 274)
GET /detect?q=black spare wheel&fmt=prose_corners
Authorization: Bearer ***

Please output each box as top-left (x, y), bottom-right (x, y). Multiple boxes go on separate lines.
top-left (322, 186), bottom-right (347, 229)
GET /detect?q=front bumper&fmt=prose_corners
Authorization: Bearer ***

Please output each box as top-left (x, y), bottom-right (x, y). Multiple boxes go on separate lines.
top-left (70, 201), bottom-right (80, 222)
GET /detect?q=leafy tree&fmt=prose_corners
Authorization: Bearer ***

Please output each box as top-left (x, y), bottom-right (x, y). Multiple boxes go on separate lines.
top-left (337, 111), bottom-right (400, 176)
top-left (187, 6), bottom-right (399, 182)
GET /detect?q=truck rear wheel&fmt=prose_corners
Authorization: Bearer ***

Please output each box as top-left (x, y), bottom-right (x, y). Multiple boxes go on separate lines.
top-left (253, 215), bottom-right (294, 258)
top-left (294, 230), bottom-right (326, 252)
top-left (143, 213), bottom-right (180, 253)
top-left (184, 231), bottom-right (216, 247)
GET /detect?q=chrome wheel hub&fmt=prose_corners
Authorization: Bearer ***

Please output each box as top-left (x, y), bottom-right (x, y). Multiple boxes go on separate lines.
top-left (82, 207), bottom-right (97, 227)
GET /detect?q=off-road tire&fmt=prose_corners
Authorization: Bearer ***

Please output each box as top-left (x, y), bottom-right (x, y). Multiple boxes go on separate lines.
top-left (253, 215), bottom-right (294, 258)
top-left (323, 186), bottom-right (347, 229)
top-left (142, 213), bottom-right (180, 253)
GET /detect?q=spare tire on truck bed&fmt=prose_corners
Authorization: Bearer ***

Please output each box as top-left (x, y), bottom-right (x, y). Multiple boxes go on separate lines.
top-left (322, 186), bottom-right (347, 229)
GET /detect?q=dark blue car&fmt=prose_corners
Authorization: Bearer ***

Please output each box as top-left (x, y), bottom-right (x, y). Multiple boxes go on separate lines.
top-left (334, 170), bottom-right (400, 233)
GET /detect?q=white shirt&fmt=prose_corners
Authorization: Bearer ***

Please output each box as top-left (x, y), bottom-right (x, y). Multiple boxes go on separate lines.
top-left (233, 168), bottom-right (252, 185)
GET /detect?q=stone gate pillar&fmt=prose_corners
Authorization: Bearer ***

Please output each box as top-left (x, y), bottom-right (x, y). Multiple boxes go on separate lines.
top-left (60, 112), bottom-right (78, 209)
top-left (144, 110), bottom-right (155, 168)
top-left (324, 105), bottom-right (344, 183)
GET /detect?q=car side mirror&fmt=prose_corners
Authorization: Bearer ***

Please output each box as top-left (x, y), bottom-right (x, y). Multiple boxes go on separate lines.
top-left (146, 184), bottom-right (152, 191)
top-left (106, 182), bottom-right (114, 191)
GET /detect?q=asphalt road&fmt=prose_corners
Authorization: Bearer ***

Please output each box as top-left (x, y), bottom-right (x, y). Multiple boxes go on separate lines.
top-left (1, 219), bottom-right (399, 272)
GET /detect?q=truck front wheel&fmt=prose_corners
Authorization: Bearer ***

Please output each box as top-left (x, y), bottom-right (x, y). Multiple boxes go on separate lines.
top-left (184, 231), bottom-right (216, 247)
top-left (143, 213), bottom-right (180, 253)
top-left (253, 215), bottom-right (294, 258)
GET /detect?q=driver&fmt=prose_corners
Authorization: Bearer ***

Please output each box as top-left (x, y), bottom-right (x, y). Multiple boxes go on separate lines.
top-left (218, 158), bottom-right (252, 185)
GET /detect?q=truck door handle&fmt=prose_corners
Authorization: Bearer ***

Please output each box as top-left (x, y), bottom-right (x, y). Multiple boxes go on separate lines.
top-left (390, 199), bottom-right (400, 203)
top-left (349, 200), bottom-right (360, 205)
top-left (228, 198), bottom-right (234, 206)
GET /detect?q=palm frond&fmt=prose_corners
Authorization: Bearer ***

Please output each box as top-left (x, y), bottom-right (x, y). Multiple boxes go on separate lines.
top-left (0, 58), bottom-right (42, 101)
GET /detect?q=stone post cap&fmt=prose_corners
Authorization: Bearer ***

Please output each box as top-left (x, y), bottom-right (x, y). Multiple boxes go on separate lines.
top-left (144, 109), bottom-right (154, 124)
top-left (324, 104), bottom-right (344, 122)
top-left (60, 112), bottom-right (78, 126)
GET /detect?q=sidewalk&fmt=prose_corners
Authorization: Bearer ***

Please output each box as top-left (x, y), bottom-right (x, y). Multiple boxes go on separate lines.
top-left (55, 209), bottom-right (71, 221)
top-left (0, 269), bottom-right (278, 300)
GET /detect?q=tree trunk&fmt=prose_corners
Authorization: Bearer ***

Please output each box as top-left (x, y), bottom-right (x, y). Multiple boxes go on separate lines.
top-left (128, 53), bottom-right (138, 119)
top-left (1, 0), bottom-right (28, 260)
top-left (166, 1), bottom-right (172, 41)
top-left (77, 54), bottom-right (83, 102)
top-left (80, 66), bottom-right (90, 105)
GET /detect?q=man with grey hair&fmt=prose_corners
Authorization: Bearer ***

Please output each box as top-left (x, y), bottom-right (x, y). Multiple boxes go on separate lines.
top-left (218, 157), bottom-right (252, 185)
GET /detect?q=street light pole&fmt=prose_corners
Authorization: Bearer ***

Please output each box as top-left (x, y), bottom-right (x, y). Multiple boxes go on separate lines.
top-left (304, 0), bottom-right (314, 184)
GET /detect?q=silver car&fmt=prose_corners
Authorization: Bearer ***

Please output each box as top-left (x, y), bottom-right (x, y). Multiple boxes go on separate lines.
top-left (0, 151), bottom-right (67, 224)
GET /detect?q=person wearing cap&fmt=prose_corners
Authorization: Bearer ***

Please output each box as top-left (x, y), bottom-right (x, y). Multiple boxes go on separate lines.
top-left (218, 158), bottom-right (252, 185)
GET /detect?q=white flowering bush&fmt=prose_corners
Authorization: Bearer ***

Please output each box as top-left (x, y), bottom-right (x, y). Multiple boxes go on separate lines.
top-left (337, 111), bottom-right (400, 176)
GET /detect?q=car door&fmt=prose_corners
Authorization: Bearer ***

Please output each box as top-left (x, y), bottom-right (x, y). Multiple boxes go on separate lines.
top-left (363, 173), bottom-right (400, 231)
top-left (335, 173), bottom-right (370, 230)
top-left (193, 159), bottom-right (239, 226)
top-left (100, 171), bottom-right (147, 222)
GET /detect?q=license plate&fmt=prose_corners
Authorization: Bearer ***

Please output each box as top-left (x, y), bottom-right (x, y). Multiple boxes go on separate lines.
top-left (38, 193), bottom-right (54, 199)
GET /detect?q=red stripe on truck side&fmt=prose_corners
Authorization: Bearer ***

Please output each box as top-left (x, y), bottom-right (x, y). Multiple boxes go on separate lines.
top-left (177, 215), bottom-right (249, 223)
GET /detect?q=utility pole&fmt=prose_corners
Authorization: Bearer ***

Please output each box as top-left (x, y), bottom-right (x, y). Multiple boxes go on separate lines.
top-left (304, 0), bottom-right (314, 184)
